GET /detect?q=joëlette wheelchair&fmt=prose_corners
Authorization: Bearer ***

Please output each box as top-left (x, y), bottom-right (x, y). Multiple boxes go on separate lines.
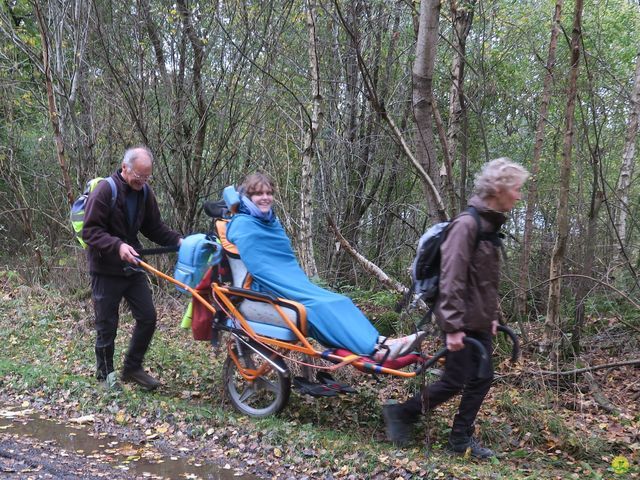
top-left (137, 195), bottom-right (519, 418)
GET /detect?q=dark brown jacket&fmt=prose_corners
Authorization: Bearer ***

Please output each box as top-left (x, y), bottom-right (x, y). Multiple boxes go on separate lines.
top-left (434, 196), bottom-right (506, 333)
top-left (82, 170), bottom-right (181, 276)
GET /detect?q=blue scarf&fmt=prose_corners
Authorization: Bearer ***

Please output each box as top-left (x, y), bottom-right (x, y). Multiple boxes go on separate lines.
top-left (238, 195), bottom-right (275, 223)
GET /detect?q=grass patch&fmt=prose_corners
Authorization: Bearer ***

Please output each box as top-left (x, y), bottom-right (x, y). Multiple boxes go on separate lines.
top-left (0, 271), bottom-right (636, 479)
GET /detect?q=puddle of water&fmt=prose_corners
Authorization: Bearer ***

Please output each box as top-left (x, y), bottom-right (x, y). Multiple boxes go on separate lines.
top-left (0, 407), bottom-right (258, 480)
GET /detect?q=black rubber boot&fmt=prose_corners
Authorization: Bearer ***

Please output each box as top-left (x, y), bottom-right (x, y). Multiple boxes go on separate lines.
top-left (95, 345), bottom-right (114, 380)
top-left (382, 403), bottom-right (416, 447)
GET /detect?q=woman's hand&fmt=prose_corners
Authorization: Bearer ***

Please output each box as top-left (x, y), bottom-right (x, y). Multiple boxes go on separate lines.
top-left (491, 319), bottom-right (499, 336)
top-left (446, 331), bottom-right (466, 351)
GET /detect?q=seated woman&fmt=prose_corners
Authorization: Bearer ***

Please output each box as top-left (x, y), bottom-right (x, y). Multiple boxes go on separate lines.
top-left (226, 173), bottom-right (424, 361)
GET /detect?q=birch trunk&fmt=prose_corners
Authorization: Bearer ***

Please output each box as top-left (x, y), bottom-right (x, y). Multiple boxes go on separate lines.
top-left (413, 0), bottom-right (445, 221)
top-left (298, 0), bottom-right (322, 278)
top-left (33, 0), bottom-right (74, 206)
top-left (614, 52), bottom-right (640, 261)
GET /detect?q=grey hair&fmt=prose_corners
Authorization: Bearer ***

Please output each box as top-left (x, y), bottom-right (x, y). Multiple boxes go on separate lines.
top-left (122, 145), bottom-right (153, 167)
top-left (474, 157), bottom-right (529, 199)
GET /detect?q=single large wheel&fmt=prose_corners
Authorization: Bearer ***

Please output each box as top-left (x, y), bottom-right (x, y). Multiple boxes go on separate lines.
top-left (222, 340), bottom-right (291, 417)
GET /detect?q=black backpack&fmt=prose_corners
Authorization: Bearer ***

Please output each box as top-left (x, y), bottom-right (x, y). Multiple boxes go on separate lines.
top-left (411, 206), bottom-right (503, 304)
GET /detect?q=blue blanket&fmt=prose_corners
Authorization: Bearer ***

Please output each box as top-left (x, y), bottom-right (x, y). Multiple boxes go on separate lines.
top-left (226, 213), bottom-right (379, 354)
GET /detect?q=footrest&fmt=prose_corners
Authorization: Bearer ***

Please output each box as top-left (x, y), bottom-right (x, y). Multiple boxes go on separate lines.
top-left (293, 377), bottom-right (338, 397)
top-left (330, 349), bottom-right (424, 369)
top-left (316, 371), bottom-right (356, 394)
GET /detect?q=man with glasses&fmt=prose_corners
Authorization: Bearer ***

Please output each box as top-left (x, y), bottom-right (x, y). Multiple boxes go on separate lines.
top-left (83, 145), bottom-right (182, 391)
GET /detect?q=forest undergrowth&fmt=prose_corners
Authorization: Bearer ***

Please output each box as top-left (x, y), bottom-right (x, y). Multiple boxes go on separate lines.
top-left (0, 266), bottom-right (638, 479)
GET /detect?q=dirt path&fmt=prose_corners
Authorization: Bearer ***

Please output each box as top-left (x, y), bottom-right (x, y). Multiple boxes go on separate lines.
top-left (0, 434), bottom-right (128, 479)
top-left (0, 399), bottom-right (258, 480)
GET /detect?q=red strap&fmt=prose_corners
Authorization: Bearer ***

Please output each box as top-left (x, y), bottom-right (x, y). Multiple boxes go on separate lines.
top-left (332, 349), bottom-right (424, 369)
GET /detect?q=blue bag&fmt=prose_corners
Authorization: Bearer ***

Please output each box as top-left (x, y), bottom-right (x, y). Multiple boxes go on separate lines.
top-left (174, 234), bottom-right (222, 293)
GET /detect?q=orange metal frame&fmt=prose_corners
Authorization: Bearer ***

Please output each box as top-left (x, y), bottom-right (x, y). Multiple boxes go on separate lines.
top-left (138, 260), bottom-right (421, 379)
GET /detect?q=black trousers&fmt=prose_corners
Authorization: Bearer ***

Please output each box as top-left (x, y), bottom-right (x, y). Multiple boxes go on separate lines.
top-left (90, 273), bottom-right (157, 379)
top-left (398, 331), bottom-right (494, 436)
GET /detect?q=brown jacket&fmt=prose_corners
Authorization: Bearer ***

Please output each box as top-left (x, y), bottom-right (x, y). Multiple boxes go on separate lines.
top-left (434, 196), bottom-right (506, 334)
top-left (82, 170), bottom-right (181, 276)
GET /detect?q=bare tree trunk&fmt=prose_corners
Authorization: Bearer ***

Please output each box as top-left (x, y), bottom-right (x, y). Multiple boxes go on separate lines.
top-left (298, 0), bottom-right (322, 278)
top-left (543, 0), bottom-right (583, 358)
top-left (412, 0), bottom-right (444, 221)
top-left (446, 0), bottom-right (476, 215)
top-left (331, 2), bottom-right (392, 284)
top-left (65, 0), bottom-right (95, 179)
top-left (614, 52), bottom-right (640, 261)
top-left (334, 1), bottom-right (365, 282)
top-left (572, 34), bottom-right (610, 356)
top-left (137, 0), bottom-right (185, 207)
top-left (32, 0), bottom-right (74, 206)
top-left (517, 0), bottom-right (563, 319)
top-left (573, 191), bottom-right (602, 355)
top-left (176, 0), bottom-right (209, 233)
top-left (139, 0), bottom-right (170, 85)
top-left (372, 10), bottom-right (403, 263)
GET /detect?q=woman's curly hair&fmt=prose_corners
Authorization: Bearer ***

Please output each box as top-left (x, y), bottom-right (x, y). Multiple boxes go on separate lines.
top-left (474, 157), bottom-right (529, 199)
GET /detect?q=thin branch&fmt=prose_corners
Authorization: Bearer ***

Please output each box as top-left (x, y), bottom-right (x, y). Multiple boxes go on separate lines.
top-left (332, 0), bottom-right (446, 219)
top-left (524, 358), bottom-right (640, 376)
top-left (326, 213), bottom-right (407, 295)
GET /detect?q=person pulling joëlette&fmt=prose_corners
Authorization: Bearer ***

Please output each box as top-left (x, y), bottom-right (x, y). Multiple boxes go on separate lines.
top-left (82, 146), bottom-right (182, 390)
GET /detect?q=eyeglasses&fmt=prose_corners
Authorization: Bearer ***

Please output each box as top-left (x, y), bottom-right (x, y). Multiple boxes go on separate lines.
top-left (128, 167), bottom-right (152, 182)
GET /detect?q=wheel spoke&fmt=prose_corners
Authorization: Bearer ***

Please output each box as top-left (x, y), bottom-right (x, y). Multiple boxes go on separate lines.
top-left (255, 376), bottom-right (278, 393)
top-left (238, 385), bottom-right (257, 403)
top-left (242, 357), bottom-right (256, 369)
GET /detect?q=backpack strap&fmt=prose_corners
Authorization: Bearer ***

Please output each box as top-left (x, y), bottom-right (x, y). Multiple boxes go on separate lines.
top-left (102, 177), bottom-right (146, 210)
top-left (465, 206), bottom-right (504, 248)
top-left (464, 206), bottom-right (483, 248)
top-left (104, 177), bottom-right (117, 209)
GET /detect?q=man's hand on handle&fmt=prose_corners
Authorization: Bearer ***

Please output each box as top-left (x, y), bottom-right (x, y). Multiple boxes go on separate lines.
top-left (119, 243), bottom-right (140, 264)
